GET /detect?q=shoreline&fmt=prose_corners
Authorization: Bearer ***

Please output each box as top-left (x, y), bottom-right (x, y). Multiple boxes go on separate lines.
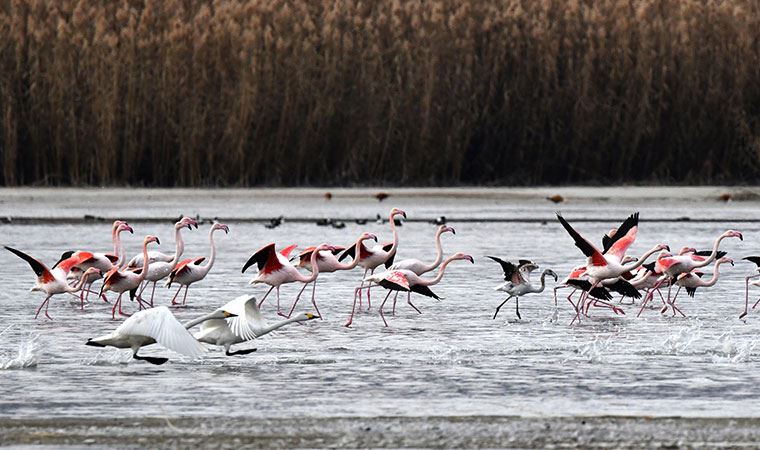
top-left (2, 415), bottom-right (759, 448)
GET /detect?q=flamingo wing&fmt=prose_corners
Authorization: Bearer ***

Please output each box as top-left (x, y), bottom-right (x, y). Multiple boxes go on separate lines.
top-left (603, 213), bottom-right (639, 256)
top-left (52, 251), bottom-right (75, 269)
top-left (242, 243), bottom-right (276, 273)
top-left (686, 287), bottom-right (698, 297)
top-left (410, 284), bottom-right (440, 299)
top-left (279, 244), bottom-right (298, 258)
top-left (382, 243), bottom-right (396, 268)
top-left (557, 214), bottom-right (607, 266)
top-left (104, 254), bottom-right (119, 264)
top-left (4, 246), bottom-right (55, 283)
top-left (486, 256), bottom-right (524, 284)
top-left (607, 279), bottom-right (641, 299)
top-left (116, 306), bottom-right (206, 358)
top-left (330, 246), bottom-right (346, 255)
top-left (565, 279), bottom-right (613, 300)
top-left (694, 250), bottom-right (727, 259)
top-left (744, 256), bottom-right (760, 267)
top-left (602, 212), bottom-right (639, 258)
top-left (338, 244), bottom-right (356, 262)
top-left (103, 267), bottom-right (127, 285)
top-left (378, 271), bottom-right (411, 291)
top-left (518, 261), bottom-right (539, 283)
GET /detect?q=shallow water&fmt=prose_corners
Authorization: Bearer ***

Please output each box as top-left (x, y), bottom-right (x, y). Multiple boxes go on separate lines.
top-left (1, 188), bottom-right (759, 421)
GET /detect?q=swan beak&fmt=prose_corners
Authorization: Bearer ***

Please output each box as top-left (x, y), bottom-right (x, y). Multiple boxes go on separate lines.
top-left (306, 312), bottom-right (320, 320)
top-left (222, 311), bottom-right (238, 318)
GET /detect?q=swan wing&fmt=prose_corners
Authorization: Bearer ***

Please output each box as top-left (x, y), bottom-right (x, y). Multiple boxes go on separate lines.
top-left (222, 295), bottom-right (266, 341)
top-left (115, 306), bottom-right (206, 358)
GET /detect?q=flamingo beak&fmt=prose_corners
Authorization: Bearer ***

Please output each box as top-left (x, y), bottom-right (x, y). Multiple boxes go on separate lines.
top-left (370, 234), bottom-right (378, 242)
top-left (155, 237), bottom-right (161, 245)
top-left (738, 232), bottom-right (744, 241)
top-left (399, 210), bottom-right (407, 219)
top-left (125, 225), bottom-right (134, 234)
top-left (465, 255), bottom-right (474, 263)
top-left (664, 245), bottom-right (671, 251)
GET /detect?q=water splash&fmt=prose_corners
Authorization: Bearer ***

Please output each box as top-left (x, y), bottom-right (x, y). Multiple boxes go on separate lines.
top-left (659, 320), bottom-right (702, 355)
top-left (569, 334), bottom-right (616, 363)
top-left (0, 332), bottom-right (43, 369)
top-left (711, 331), bottom-right (757, 363)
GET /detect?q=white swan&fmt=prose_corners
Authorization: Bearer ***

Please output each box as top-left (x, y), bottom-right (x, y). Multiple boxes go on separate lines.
top-left (187, 295), bottom-right (319, 356)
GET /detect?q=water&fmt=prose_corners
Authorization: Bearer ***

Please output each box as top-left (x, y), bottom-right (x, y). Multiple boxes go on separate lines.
top-left (1, 188), bottom-right (759, 422)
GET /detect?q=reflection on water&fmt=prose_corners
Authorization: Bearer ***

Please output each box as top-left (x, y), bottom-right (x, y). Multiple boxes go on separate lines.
top-left (1, 191), bottom-right (759, 419)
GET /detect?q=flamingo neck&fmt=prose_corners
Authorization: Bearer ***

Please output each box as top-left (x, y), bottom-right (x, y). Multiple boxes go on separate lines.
top-left (387, 213), bottom-right (400, 255)
top-left (298, 248), bottom-right (323, 282)
top-left (695, 234), bottom-right (727, 268)
top-left (620, 246), bottom-right (661, 273)
top-left (702, 260), bottom-right (726, 287)
top-left (534, 271), bottom-right (550, 293)
top-left (172, 225), bottom-right (185, 264)
top-left (67, 272), bottom-right (94, 292)
top-left (420, 228), bottom-right (445, 273)
top-left (200, 229), bottom-right (218, 275)
top-left (418, 255), bottom-right (458, 287)
top-left (138, 241), bottom-right (150, 282)
top-left (336, 238), bottom-right (369, 270)
top-left (115, 229), bottom-right (126, 267)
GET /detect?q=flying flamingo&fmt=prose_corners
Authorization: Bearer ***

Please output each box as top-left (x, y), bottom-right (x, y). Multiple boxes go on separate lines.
top-left (669, 257), bottom-right (733, 317)
top-left (4, 246), bottom-right (101, 319)
top-left (134, 217), bottom-right (198, 307)
top-left (166, 223), bottom-right (229, 306)
top-left (738, 257), bottom-right (760, 319)
top-left (189, 295), bottom-right (320, 356)
top-left (85, 306), bottom-right (232, 365)
top-left (348, 252), bottom-right (474, 327)
top-left (287, 232), bottom-right (378, 318)
top-left (70, 221), bottom-right (134, 304)
top-left (556, 213), bottom-right (669, 321)
top-left (100, 235), bottom-right (160, 319)
top-left (339, 207), bottom-right (406, 309)
top-left (637, 230), bottom-right (742, 316)
top-left (242, 243), bottom-right (337, 317)
top-left (127, 217), bottom-right (198, 267)
top-left (488, 257), bottom-right (558, 320)
top-left (387, 225), bottom-right (456, 314)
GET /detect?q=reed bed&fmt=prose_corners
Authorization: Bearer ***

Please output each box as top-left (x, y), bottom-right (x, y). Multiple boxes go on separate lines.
top-left (0, 0), bottom-right (759, 186)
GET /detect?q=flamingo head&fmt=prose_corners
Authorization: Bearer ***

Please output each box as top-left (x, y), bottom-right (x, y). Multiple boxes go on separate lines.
top-left (112, 220), bottom-right (127, 232)
top-left (212, 223), bottom-right (230, 234)
top-left (621, 255), bottom-right (638, 264)
top-left (718, 256), bottom-right (734, 266)
top-left (678, 246), bottom-right (696, 255)
top-left (359, 232), bottom-right (378, 242)
top-left (177, 216), bottom-right (198, 230)
top-left (451, 252), bottom-right (474, 264)
top-left (117, 223), bottom-right (134, 234)
top-left (315, 243), bottom-right (338, 253)
top-left (440, 225), bottom-right (456, 235)
top-left (144, 235), bottom-right (160, 246)
top-left (606, 227), bottom-right (618, 238)
top-left (655, 244), bottom-right (670, 252)
top-left (390, 208), bottom-right (407, 219)
top-left (724, 230), bottom-right (743, 241)
top-left (543, 269), bottom-right (559, 282)
top-left (82, 267), bottom-right (101, 279)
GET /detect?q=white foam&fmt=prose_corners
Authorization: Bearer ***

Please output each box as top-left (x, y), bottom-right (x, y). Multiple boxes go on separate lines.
top-left (0, 332), bottom-right (43, 369)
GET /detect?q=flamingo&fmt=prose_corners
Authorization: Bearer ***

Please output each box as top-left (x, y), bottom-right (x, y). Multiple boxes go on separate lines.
top-left (166, 223), bottom-right (229, 306)
top-left (4, 246), bottom-right (101, 320)
top-left (287, 232), bottom-right (378, 318)
top-left (70, 221), bottom-right (134, 305)
top-left (637, 230), bottom-right (742, 316)
top-left (738, 257), bottom-right (760, 319)
top-left (100, 235), bottom-right (160, 319)
top-left (134, 217), bottom-right (198, 307)
top-left (189, 295), bottom-right (319, 356)
top-left (127, 217), bottom-right (198, 267)
top-left (242, 243), bottom-right (337, 316)
top-left (85, 306), bottom-right (233, 365)
top-left (348, 252), bottom-right (474, 327)
top-left (487, 257), bottom-right (558, 320)
top-left (339, 207), bottom-right (406, 309)
top-left (669, 257), bottom-right (733, 317)
top-left (556, 213), bottom-right (669, 321)
top-left (387, 225), bottom-right (456, 314)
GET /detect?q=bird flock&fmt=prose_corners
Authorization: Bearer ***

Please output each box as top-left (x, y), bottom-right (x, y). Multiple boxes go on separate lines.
top-left (3, 208), bottom-right (758, 364)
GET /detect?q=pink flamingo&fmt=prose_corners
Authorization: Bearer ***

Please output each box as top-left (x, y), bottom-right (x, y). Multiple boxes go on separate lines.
top-left (4, 246), bottom-right (100, 320)
top-left (638, 230), bottom-right (742, 316)
top-left (739, 257), bottom-right (760, 319)
top-left (556, 213), bottom-right (669, 321)
top-left (351, 252), bottom-right (474, 327)
top-left (134, 217), bottom-right (198, 307)
top-left (387, 225), bottom-right (456, 314)
top-left (339, 207), bottom-right (406, 310)
top-left (669, 257), bottom-right (733, 317)
top-left (70, 221), bottom-right (134, 305)
top-left (101, 235), bottom-right (160, 319)
top-left (128, 217), bottom-right (198, 267)
top-left (166, 223), bottom-right (229, 306)
top-left (287, 232), bottom-right (378, 318)
top-left (242, 243), bottom-right (339, 317)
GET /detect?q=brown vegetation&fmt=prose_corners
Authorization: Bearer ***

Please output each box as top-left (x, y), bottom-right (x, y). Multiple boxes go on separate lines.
top-left (1, 0), bottom-right (759, 186)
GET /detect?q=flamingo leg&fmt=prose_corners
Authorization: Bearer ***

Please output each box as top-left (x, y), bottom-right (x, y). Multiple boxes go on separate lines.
top-left (638, 277), bottom-right (665, 317)
top-left (357, 268), bottom-right (369, 308)
top-left (392, 292), bottom-right (399, 316)
top-left (345, 286), bottom-right (364, 327)
top-left (493, 296), bottom-right (514, 320)
top-left (366, 268), bottom-right (375, 310)
top-left (515, 297), bottom-right (521, 320)
top-left (34, 295), bottom-right (53, 320)
top-left (148, 282), bottom-right (157, 307)
top-left (181, 285), bottom-right (189, 305)
top-left (287, 283), bottom-right (310, 318)
top-left (170, 285), bottom-right (183, 306)
top-left (663, 286), bottom-right (682, 314)
top-left (111, 293), bottom-right (125, 319)
top-left (257, 286), bottom-right (274, 308)
top-left (378, 290), bottom-right (393, 327)
top-left (407, 292), bottom-right (422, 315)
top-left (309, 280), bottom-right (322, 319)
top-left (275, 286), bottom-right (282, 314)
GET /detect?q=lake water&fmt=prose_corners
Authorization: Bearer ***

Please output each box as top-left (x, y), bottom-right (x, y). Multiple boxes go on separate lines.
top-left (1, 188), bottom-right (759, 428)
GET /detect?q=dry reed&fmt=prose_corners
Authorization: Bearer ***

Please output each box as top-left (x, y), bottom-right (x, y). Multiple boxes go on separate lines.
top-left (1, 0), bottom-right (759, 186)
